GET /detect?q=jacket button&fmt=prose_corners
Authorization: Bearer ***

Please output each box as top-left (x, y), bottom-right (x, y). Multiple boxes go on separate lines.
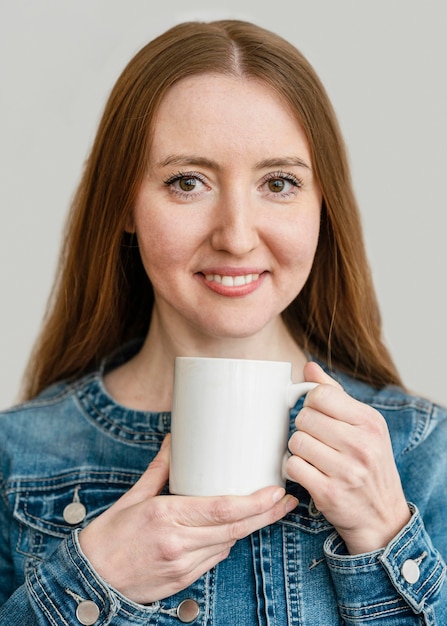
top-left (63, 501), bottom-right (87, 525)
top-left (401, 558), bottom-right (421, 584)
top-left (177, 599), bottom-right (200, 622)
top-left (76, 600), bottom-right (100, 624)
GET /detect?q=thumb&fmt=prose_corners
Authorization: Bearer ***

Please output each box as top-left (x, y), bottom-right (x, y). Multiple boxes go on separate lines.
top-left (303, 361), bottom-right (343, 390)
top-left (118, 434), bottom-right (171, 508)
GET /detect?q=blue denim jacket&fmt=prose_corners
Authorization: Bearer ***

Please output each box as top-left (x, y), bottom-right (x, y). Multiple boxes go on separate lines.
top-left (1, 350), bottom-right (446, 625)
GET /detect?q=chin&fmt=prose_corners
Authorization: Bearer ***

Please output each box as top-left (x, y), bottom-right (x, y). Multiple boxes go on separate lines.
top-left (198, 317), bottom-right (275, 341)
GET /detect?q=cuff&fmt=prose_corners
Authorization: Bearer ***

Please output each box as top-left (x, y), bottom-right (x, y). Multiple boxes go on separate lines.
top-left (379, 503), bottom-right (446, 613)
top-left (323, 504), bottom-right (446, 621)
top-left (27, 530), bottom-right (160, 624)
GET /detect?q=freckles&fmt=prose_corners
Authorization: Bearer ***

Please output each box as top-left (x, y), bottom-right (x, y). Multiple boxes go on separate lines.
top-left (137, 226), bottom-right (193, 273)
top-left (275, 212), bottom-right (319, 246)
top-left (279, 242), bottom-right (317, 271)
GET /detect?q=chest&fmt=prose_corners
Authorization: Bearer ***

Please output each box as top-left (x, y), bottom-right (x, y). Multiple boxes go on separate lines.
top-left (6, 472), bottom-right (343, 625)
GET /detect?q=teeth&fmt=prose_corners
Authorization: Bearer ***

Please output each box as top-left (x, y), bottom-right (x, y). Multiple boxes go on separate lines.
top-left (233, 276), bottom-right (246, 287)
top-left (205, 273), bottom-right (259, 286)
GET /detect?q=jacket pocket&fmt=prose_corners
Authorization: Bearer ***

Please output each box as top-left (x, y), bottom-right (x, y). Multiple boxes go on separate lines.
top-left (10, 469), bottom-right (140, 565)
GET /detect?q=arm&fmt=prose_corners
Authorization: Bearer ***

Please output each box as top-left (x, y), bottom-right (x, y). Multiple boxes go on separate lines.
top-left (0, 470), bottom-right (119, 624)
top-left (0, 468), bottom-right (113, 626)
top-left (324, 504), bottom-right (447, 624)
top-left (78, 435), bottom-right (296, 604)
top-left (287, 362), bottom-right (447, 624)
top-left (0, 437), bottom-right (296, 623)
top-left (0, 531), bottom-right (120, 625)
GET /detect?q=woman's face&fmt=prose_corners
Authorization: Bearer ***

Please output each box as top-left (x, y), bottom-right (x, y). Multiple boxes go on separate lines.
top-left (132, 74), bottom-right (322, 343)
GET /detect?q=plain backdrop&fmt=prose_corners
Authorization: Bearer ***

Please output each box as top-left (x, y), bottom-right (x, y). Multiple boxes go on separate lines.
top-left (1, 0), bottom-right (446, 409)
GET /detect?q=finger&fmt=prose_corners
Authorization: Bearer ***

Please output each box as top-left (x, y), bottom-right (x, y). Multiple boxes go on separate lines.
top-left (303, 361), bottom-right (343, 389)
top-left (215, 493), bottom-right (298, 542)
top-left (168, 488), bottom-right (298, 542)
top-left (303, 378), bottom-right (381, 428)
top-left (302, 362), bottom-right (348, 418)
top-left (172, 492), bottom-right (298, 550)
top-left (285, 452), bottom-right (328, 497)
top-left (119, 435), bottom-right (171, 507)
top-left (223, 493), bottom-right (298, 540)
top-left (173, 486), bottom-right (286, 527)
top-left (288, 429), bottom-right (346, 477)
top-left (295, 405), bottom-right (352, 451)
top-left (193, 486), bottom-right (295, 527)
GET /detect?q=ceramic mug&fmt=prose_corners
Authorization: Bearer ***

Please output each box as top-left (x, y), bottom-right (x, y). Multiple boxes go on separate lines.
top-left (169, 356), bottom-right (317, 496)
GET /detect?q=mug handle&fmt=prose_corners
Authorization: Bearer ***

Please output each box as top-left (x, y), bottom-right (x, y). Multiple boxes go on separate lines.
top-left (287, 381), bottom-right (318, 408)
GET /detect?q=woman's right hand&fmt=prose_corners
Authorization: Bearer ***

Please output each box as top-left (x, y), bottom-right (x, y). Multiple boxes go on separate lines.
top-left (79, 435), bottom-right (297, 605)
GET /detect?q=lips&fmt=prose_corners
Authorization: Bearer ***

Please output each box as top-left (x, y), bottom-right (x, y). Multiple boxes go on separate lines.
top-left (197, 270), bottom-right (266, 297)
top-left (204, 273), bottom-right (260, 287)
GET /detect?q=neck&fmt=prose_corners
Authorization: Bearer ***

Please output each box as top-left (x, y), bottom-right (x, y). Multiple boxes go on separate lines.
top-left (144, 305), bottom-right (306, 362)
top-left (104, 309), bottom-right (308, 411)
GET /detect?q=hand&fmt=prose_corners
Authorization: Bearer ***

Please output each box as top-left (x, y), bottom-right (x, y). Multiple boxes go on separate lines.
top-left (79, 435), bottom-right (297, 604)
top-left (286, 362), bottom-right (411, 554)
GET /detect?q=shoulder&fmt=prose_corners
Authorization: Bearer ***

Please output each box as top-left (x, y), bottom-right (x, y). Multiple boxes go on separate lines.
top-left (0, 375), bottom-right (92, 421)
top-left (0, 375), bottom-right (97, 469)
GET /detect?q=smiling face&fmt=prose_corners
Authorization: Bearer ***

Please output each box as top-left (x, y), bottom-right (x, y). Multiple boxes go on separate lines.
top-left (131, 73), bottom-right (322, 347)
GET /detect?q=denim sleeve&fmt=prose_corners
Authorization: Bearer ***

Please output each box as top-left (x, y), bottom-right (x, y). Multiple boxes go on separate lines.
top-left (0, 531), bottom-right (162, 625)
top-left (324, 504), bottom-right (447, 624)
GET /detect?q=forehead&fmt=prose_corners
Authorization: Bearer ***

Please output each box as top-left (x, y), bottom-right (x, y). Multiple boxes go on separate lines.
top-left (149, 73), bottom-right (310, 160)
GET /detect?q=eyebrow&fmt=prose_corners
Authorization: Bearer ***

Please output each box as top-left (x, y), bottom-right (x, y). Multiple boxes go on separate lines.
top-left (255, 157), bottom-right (311, 171)
top-left (154, 154), bottom-right (311, 171)
top-left (155, 155), bottom-right (221, 170)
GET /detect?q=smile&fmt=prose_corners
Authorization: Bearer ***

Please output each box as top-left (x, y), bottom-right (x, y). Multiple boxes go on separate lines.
top-left (204, 273), bottom-right (260, 287)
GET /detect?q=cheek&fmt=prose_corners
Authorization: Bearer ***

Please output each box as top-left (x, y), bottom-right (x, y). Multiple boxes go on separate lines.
top-left (135, 216), bottom-right (196, 275)
top-left (274, 217), bottom-right (320, 269)
top-left (138, 232), bottom-right (176, 274)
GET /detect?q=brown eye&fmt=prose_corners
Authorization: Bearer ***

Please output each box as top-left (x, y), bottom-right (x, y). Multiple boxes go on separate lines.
top-left (268, 178), bottom-right (286, 193)
top-left (179, 177), bottom-right (197, 191)
top-left (164, 171), bottom-right (208, 197)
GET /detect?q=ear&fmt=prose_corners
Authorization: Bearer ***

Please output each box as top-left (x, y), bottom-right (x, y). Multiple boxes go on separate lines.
top-left (124, 212), bottom-right (136, 234)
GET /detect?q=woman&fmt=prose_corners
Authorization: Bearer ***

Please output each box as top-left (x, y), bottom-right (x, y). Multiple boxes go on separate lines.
top-left (1, 19), bottom-right (446, 625)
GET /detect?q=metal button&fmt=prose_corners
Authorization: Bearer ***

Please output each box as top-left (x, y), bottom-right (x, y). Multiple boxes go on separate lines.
top-left (177, 599), bottom-right (200, 623)
top-left (64, 486), bottom-right (87, 525)
top-left (401, 558), bottom-right (421, 584)
top-left (76, 600), bottom-right (100, 625)
top-left (63, 501), bottom-right (87, 525)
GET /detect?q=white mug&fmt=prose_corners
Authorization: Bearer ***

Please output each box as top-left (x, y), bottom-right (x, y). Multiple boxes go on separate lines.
top-left (169, 356), bottom-right (317, 496)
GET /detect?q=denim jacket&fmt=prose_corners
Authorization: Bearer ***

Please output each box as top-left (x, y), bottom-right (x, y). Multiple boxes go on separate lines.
top-left (1, 349), bottom-right (446, 625)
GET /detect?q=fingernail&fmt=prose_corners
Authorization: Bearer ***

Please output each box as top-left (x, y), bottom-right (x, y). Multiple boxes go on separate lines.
top-left (273, 487), bottom-right (285, 503)
top-left (285, 496), bottom-right (299, 513)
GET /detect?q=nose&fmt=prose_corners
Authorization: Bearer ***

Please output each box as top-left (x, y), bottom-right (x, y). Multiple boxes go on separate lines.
top-left (210, 192), bottom-right (260, 256)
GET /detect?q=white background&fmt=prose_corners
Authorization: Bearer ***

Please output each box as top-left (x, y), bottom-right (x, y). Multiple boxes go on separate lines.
top-left (1, 0), bottom-right (446, 409)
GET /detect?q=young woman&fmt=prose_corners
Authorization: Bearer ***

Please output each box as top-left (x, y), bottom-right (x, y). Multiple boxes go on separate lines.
top-left (1, 20), bottom-right (445, 625)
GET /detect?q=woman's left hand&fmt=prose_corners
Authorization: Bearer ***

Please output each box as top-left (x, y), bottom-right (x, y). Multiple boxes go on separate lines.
top-left (286, 361), bottom-right (411, 555)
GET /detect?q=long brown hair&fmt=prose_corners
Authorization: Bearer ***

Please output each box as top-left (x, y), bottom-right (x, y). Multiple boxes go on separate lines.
top-left (22, 19), bottom-right (402, 400)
